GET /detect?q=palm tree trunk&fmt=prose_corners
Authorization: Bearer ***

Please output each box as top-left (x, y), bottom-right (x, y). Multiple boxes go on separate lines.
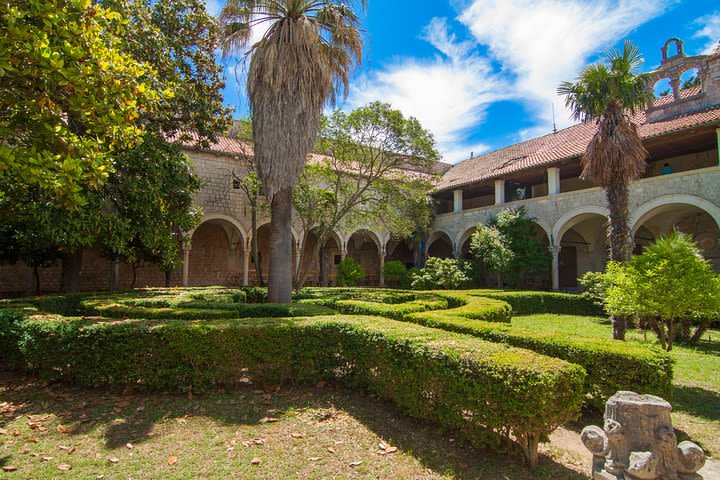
top-left (268, 187), bottom-right (293, 303)
top-left (605, 180), bottom-right (632, 340)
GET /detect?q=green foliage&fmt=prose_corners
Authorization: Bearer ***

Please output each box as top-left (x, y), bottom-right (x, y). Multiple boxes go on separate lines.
top-left (1, 0), bottom-right (229, 281)
top-left (292, 102), bottom-right (439, 287)
top-left (332, 297), bottom-right (448, 320)
top-left (485, 207), bottom-right (550, 287)
top-left (598, 232), bottom-right (720, 350)
top-left (336, 258), bottom-right (365, 287)
top-left (0, 0), bottom-right (161, 206)
top-left (469, 225), bottom-right (514, 281)
top-left (681, 75), bottom-right (701, 90)
top-left (382, 260), bottom-right (408, 285)
top-left (410, 257), bottom-right (470, 290)
top-left (480, 291), bottom-right (602, 316)
top-left (0, 299), bottom-right (586, 466)
top-left (241, 286), bottom-right (268, 304)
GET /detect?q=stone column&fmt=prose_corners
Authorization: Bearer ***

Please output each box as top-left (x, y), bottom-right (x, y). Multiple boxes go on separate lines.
top-left (670, 77), bottom-right (681, 101)
top-left (109, 260), bottom-right (120, 290)
top-left (242, 247), bottom-right (250, 286)
top-left (550, 245), bottom-right (561, 291)
top-left (494, 179), bottom-right (505, 205)
top-left (547, 167), bottom-right (560, 195)
top-left (453, 189), bottom-right (463, 213)
top-left (181, 243), bottom-right (191, 287)
top-left (378, 248), bottom-right (386, 287)
top-left (452, 249), bottom-right (462, 259)
top-left (294, 244), bottom-right (302, 277)
top-left (716, 128), bottom-right (720, 165)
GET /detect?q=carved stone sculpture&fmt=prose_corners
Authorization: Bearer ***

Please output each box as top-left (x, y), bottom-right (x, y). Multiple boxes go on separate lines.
top-left (581, 391), bottom-right (706, 480)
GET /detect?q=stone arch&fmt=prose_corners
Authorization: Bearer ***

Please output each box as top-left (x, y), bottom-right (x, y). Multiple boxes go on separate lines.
top-left (661, 38), bottom-right (684, 60)
top-left (252, 218), bottom-right (300, 247)
top-left (630, 195), bottom-right (720, 236)
top-left (427, 230), bottom-right (454, 259)
top-left (652, 77), bottom-right (673, 99)
top-left (300, 228), bottom-right (343, 287)
top-left (192, 213), bottom-right (247, 244)
top-left (188, 216), bottom-right (246, 286)
top-left (346, 229), bottom-right (383, 285)
top-left (553, 205), bottom-right (609, 245)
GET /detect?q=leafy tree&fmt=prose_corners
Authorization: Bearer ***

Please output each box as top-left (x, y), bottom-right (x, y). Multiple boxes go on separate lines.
top-left (219, 0), bottom-right (366, 302)
top-left (0, 0), bottom-right (161, 206)
top-left (486, 207), bottom-right (550, 287)
top-left (469, 225), bottom-right (514, 287)
top-left (99, 136), bottom-right (202, 285)
top-left (593, 232), bottom-right (720, 351)
top-left (292, 102), bottom-right (439, 289)
top-left (658, 88), bottom-right (671, 97)
top-left (336, 257), bottom-right (365, 287)
top-left (2, 0), bottom-right (231, 291)
top-left (410, 257), bottom-right (471, 290)
top-left (558, 40), bottom-right (651, 339)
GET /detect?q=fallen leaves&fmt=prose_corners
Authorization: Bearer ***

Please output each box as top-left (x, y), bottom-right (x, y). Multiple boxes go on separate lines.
top-left (326, 447), bottom-right (336, 454)
top-left (290, 432), bottom-right (305, 439)
top-left (2, 466), bottom-right (18, 472)
top-left (251, 457), bottom-right (261, 465)
top-left (378, 442), bottom-right (398, 454)
top-left (109, 457), bottom-right (119, 463)
top-left (57, 464), bottom-right (72, 471)
top-left (349, 460), bottom-right (363, 467)
top-left (56, 424), bottom-right (72, 434)
top-left (258, 417), bottom-right (279, 424)
top-left (167, 456), bottom-right (178, 465)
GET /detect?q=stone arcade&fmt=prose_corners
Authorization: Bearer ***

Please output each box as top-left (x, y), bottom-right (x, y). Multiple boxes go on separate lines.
top-left (1, 39), bottom-right (719, 294)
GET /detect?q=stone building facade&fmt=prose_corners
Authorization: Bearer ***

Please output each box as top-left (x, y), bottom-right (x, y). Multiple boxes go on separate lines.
top-left (1, 39), bottom-right (719, 294)
top-left (431, 39), bottom-right (720, 290)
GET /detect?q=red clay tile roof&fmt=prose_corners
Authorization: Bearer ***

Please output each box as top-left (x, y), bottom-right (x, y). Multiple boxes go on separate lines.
top-left (437, 88), bottom-right (720, 192)
top-left (174, 131), bottom-right (451, 178)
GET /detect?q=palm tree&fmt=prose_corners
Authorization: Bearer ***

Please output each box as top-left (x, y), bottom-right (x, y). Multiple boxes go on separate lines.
top-left (219, 0), bottom-right (365, 302)
top-left (558, 40), bottom-right (652, 340)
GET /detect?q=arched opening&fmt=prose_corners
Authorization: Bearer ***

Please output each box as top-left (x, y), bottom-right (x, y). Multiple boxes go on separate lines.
top-left (386, 238), bottom-right (414, 269)
top-left (653, 78), bottom-right (673, 99)
top-left (252, 223), bottom-right (297, 285)
top-left (556, 213), bottom-right (607, 289)
top-left (427, 231), bottom-right (453, 259)
top-left (679, 68), bottom-right (701, 93)
top-left (347, 229), bottom-right (381, 285)
top-left (188, 218), bottom-right (245, 286)
top-left (457, 226), bottom-right (478, 259)
top-left (632, 202), bottom-right (720, 271)
top-left (300, 230), bottom-right (341, 287)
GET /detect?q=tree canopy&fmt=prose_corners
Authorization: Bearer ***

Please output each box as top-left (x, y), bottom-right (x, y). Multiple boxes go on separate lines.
top-left (292, 102), bottom-right (439, 288)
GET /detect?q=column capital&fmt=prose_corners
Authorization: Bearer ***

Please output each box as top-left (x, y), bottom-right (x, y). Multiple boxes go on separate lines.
top-left (181, 242), bottom-right (192, 254)
top-left (548, 244), bottom-right (561, 255)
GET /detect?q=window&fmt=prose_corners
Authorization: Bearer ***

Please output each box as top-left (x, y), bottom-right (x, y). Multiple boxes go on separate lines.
top-left (232, 178), bottom-right (241, 190)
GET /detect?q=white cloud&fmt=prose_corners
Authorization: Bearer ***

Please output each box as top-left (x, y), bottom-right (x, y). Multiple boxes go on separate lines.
top-left (458, 0), bottom-right (674, 132)
top-left (346, 18), bottom-right (505, 164)
top-left (693, 12), bottom-right (720, 54)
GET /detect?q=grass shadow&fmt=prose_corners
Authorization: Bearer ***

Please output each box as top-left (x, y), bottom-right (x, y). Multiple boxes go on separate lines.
top-left (673, 384), bottom-right (720, 421)
top-left (0, 371), bottom-right (587, 480)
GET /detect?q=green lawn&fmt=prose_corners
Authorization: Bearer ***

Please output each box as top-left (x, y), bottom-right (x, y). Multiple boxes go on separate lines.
top-left (513, 314), bottom-right (720, 456)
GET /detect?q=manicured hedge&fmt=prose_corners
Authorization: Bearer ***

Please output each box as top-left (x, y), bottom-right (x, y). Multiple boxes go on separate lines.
top-left (331, 297), bottom-right (448, 319)
top-left (0, 311), bottom-right (585, 467)
top-left (477, 290), bottom-right (602, 316)
top-left (403, 309), bottom-right (673, 408)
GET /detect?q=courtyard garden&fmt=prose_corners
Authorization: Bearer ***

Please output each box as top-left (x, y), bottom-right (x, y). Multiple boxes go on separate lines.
top-left (1, 286), bottom-right (718, 478)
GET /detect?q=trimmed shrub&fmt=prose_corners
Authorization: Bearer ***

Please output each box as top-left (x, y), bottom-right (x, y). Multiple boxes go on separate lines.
top-left (336, 257), bottom-right (365, 287)
top-left (333, 297), bottom-right (448, 320)
top-left (403, 310), bottom-right (673, 409)
top-left (479, 290), bottom-right (602, 316)
top-left (382, 260), bottom-right (409, 286)
top-left (0, 312), bottom-right (585, 467)
top-left (241, 286), bottom-right (268, 303)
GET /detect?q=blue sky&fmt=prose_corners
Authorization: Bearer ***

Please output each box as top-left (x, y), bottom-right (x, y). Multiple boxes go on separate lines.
top-left (207, 0), bottom-right (720, 164)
